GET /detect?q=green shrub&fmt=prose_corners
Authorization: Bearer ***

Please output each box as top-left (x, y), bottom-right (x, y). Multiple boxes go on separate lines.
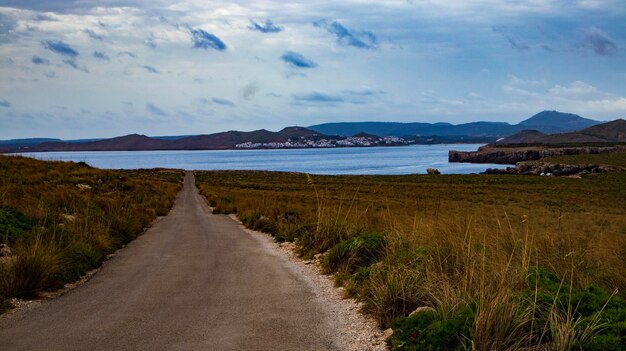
top-left (388, 303), bottom-right (475, 350)
top-left (323, 233), bottom-right (387, 274)
top-left (60, 239), bottom-right (105, 283)
top-left (529, 267), bottom-right (626, 350)
top-left (0, 206), bottom-right (34, 243)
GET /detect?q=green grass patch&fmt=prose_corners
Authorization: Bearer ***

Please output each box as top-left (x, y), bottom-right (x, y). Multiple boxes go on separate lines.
top-left (0, 206), bottom-right (34, 244)
top-left (543, 152), bottom-right (626, 169)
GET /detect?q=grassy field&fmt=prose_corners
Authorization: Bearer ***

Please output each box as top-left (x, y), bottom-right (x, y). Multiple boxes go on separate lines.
top-left (543, 152), bottom-right (626, 169)
top-left (0, 155), bottom-right (182, 312)
top-left (196, 169), bottom-right (626, 350)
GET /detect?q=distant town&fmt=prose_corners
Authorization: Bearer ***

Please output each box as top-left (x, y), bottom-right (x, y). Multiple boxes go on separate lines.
top-left (235, 136), bottom-right (408, 149)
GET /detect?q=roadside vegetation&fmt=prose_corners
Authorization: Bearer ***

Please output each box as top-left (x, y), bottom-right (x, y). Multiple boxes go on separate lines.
top-left (0, 155), bottom-right (182, 312)
top-left (543, 152), bottom-right (626, 169)
top-left (195, 168), bottom-right (626, 350)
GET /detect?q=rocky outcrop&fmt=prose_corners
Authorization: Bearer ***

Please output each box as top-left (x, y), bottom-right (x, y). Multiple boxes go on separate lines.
top-left (449, 145), bottom-right (626, 164)
top-left (484, 161), bottom-right (619, 176)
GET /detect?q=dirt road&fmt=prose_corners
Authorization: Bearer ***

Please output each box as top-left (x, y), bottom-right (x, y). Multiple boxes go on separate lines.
top-left (0, 172), bottom-right (349, 350)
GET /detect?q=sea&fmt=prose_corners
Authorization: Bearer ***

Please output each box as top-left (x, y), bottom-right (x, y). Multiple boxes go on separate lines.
top-left (18, 144), bottom-right (508, 175)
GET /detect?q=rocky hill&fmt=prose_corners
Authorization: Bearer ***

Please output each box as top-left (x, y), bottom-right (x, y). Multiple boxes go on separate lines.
top-left (309, 111), bottom-right (601, 137)
top-left (496, 119), bottom-right (626, 145)
top-left (28, 127), bottom-right (328, 152)
top-left (450, 119), bottom-right (626, 164)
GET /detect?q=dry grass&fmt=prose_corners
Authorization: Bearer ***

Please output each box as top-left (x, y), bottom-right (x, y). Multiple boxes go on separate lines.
top-left (0, 155), bottom-right (182, 305)
top-left (195, 169), bottom-right (626, 349)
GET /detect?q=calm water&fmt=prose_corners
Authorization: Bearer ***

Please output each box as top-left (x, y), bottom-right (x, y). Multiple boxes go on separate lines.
top-left (19, 144), bottom-right (507, 175)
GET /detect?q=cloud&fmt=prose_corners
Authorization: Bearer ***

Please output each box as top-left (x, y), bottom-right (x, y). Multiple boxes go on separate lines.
top-left (280, 51), bottom-right (317, 68)
top-left (145, 38), bottom-right (157, 49)
top-left (292, 88), bottom-right (384, 104)
top-left (83, 28), bottom-right (103, 41)
top-left (118, 51), bottom-right (137, 58)
top-left (0, 99), bottom-right (11, 108)
top-left (581, 27), bottom-right (617, 55)
top-left (63, 59), bottom-right (88, 72)
top-left (44, 70), bottom-right (56, 78)
top-left (189, 28), bottom-right (226, 50)
top-left (292, 92), bottom-right (344, 103)
top-left (248, 19), bottom-right (282, 33)
top-left (142, 65), bottom-right (159, 73)
top-left (492, 26), bottom-right (529, 51)
top-left (31, 56), bottom-right (50, 65)
top-left (502, 77), bottom-right (626, 114)
top-left (313, 19), bottom-right (377, 49)
top-left (93, 51), bottom-right (110, 61)
top-left (547, 81), bottom-right (611, 99)
top-left (41, 40), bottom-right (78, 57)
top-left (146, 103), bottom-right (167, 116)
top-left (211, 97), bottom-right (235, 106)
top-left (241, 82), bottom-right (260, 100)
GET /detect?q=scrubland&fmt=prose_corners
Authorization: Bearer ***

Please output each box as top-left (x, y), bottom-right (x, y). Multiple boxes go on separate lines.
top-left (0, 155), bottom-right (182, 312)
top-left (196, 154), bottom-right (626, 350)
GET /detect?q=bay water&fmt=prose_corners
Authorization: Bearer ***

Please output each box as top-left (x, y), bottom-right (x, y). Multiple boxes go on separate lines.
top-left (19, 144), bottom-right (507, 175)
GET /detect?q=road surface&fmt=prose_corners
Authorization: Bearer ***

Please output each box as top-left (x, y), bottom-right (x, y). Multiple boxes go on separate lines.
top-left (0, 172), bottom-right (342, 350)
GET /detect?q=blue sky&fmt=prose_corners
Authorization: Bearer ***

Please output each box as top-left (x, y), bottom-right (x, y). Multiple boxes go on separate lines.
top-left (0, 0), bottom-right (625, 139)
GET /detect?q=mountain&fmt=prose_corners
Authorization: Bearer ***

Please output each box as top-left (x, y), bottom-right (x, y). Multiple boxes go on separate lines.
top-left (166, 127), bottom-right (325, 150)
top-left (33, 134), bottom-right (170, 151)
top-left (0, 138), bottom-right (62, 151)
top-left (496, 119), bottom-right (626, 145)
top-left (28, 127), bottom-right (328, 152)
top-left (308, 111), bottom-right (602, 137)
top-left (517, 110), bottom-right (600, 133)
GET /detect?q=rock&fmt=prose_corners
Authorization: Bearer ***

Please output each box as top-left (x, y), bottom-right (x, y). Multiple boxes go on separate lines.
top-left (76, 183), bottom-right (91, 191)
top-left (313, 253), bottom-right (322, 260)
top-left (0, 244), bottom-right (11, 257)
top-left (449, 145), bottom-right (626, 164)
top-left (382, 328), bottom-right (393, 340)
top-left (60, 213), bottom-right (77, 222)
top-left (409, 306), bottom-right (435, 317)
top-left (426, 168), bottom-right (441, 175)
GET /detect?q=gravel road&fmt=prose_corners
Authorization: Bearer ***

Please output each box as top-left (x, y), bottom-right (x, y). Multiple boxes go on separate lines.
top-left (0, 172), bottom-right (382, 350)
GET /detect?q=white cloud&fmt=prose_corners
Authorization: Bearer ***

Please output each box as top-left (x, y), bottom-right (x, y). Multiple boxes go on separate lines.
top-left (503, 77), bottom-right (626, 115)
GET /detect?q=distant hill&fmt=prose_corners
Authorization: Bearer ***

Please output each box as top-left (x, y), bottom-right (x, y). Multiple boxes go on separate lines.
top-left (308, 111), bottom-right (602, 137)
top-left (517, 110), bottom-right (600, 133)
top-left (0, 138), bottom-right (62, 150)
top-left (496, 119), bottom-right (626, 145)
top-left (28, 127), bottom-right (328, 152)
top-left (34, 134), bottom-right (170, 151)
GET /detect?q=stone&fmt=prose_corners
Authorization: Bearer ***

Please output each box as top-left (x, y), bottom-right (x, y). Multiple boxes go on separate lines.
top-left (409, 306), bottom-right (435, 317)
top-left (426, 168), bottom-right (441, 175)
top-left (76, 183), bottom-right (91, 191)
top-left (382, 328), bottom-right (393, 340)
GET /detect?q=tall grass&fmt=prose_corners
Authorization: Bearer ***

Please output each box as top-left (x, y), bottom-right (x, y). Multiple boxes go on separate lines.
top-left (195, 170), bottom-right (626, 349)
top-left (0, 156), bottom-right (182, 306)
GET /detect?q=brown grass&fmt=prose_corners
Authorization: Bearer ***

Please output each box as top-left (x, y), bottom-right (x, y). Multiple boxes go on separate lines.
top-left (0, 155), bottom-right (182, 303)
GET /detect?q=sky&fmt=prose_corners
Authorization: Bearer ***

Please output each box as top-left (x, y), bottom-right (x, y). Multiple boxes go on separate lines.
top-left (0, 0), bottom-right (625, 139)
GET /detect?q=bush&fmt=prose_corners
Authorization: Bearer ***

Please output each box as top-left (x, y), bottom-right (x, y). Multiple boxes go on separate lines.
top-left (389, 303), bottom-right (475, 350)
top-left (0, 206), bottom-right (34, 243)
top-left (529, 267), bottom-right (626, 350)
top-left (323, 233), bottom-right (387, 274)
top-left (0, 237), bottom-right (63, 297)
top-left (363, 265), bottom-right (426, 327)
